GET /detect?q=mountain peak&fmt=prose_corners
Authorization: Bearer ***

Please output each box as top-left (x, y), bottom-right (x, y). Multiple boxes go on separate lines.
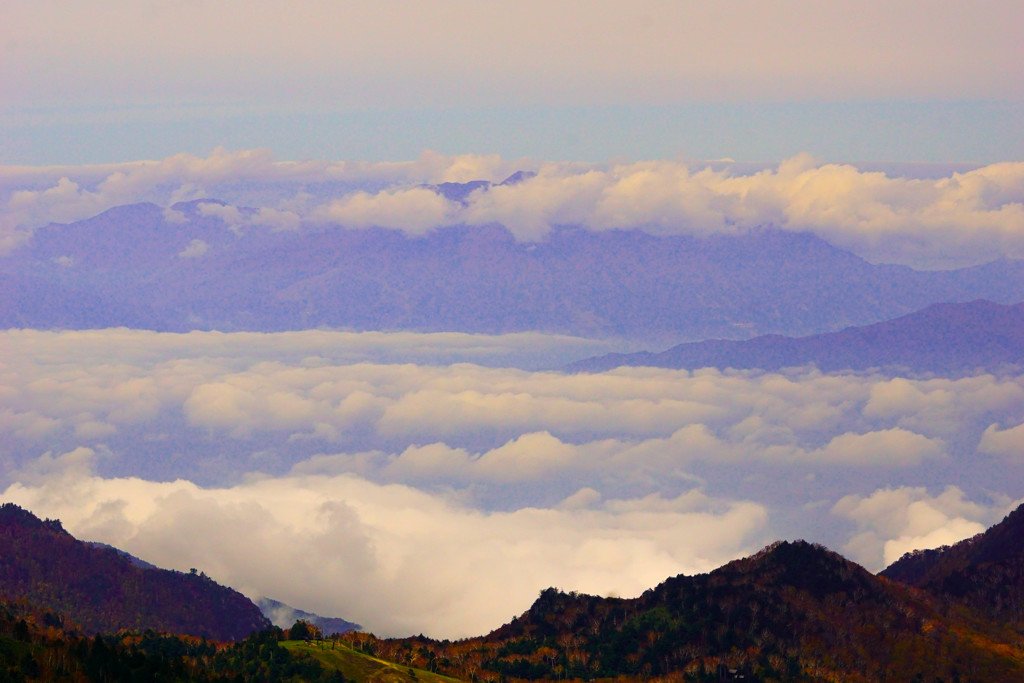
top-left (0, 502), bottom-right (66, 535)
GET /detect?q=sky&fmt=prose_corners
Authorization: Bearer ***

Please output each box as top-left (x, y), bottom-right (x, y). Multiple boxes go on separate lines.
top-left (2, 0), bottom-right (1024, 640)
top-left (2, 1), bottom-right (1023, 164)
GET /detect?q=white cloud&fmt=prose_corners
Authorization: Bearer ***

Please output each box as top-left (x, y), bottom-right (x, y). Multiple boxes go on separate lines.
top-left (4, 329), bottom-right (1024, 635)
top-left (316, 187), bottom-right (457, 234)
top-left (4, 330), bottom-right (1022, 486)
top-left (455, 157), bottom-right (1024, 266)
top-left (831, 486), bottom-right (1018, 570)
top-left (978, 422), bottom-right (1024, 459)
top-left (5, 152), bottom-right (1024, 266)
top-left (199, 203), bottom-right (301, 234)
top-left (177, 239), bottom-right (208, 258)
top-left (0, 453), bottom-right (768, 638)
top-left (810, 428), bottom-right (945, 467)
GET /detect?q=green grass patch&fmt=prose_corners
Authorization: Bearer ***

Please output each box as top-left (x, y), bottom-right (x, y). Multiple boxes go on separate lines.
top-left (283, 640), bottom-right (462, 683)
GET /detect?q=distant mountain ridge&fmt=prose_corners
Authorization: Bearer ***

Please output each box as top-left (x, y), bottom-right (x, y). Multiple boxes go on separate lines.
top-left (257, 597), bottom-right (360, 636)
top-left (0, 503), bottom-right (269, 640)
top-left (3, 200), bottom-right (1024, 343)
top-left (567, 299), bottom-right (1024, 373)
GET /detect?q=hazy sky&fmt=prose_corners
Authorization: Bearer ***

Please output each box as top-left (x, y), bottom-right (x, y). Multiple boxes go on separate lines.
top-left (3, 1), bottom-right (1023, 164)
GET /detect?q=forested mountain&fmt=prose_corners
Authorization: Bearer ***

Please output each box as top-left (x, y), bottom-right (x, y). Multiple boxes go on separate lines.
top-left (0, 598), bottom-right (344, 682)
top-left (881, 502), bottom-right (1024, 631)
top-left (4, 200), bottom-right (1024, 343)
top-left (345, 535), bottom-right (1024, 682)
top-left (567, 299), bottom-right (1024, 373)
top-left (6, 501), bottom-right (1024, 680)
top-left (0, 504), bottom-right (269, 641)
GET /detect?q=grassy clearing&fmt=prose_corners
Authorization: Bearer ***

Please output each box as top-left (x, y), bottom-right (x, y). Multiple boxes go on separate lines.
top-left (283, 640), bottom-right (462, 683)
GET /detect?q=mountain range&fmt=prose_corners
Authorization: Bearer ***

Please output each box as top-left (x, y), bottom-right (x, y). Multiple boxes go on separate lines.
top-left (567, 299), bottom-right (1024, 373)
top-left (4, 200), bottom-right (1024, 343)
top-left (4, 499), bottom-right (1024, 680)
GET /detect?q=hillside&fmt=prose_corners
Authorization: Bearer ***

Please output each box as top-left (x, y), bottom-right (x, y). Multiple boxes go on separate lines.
top-left (0, 503), bottom-right (270, 641)
top-left (284, 639), bottom-right (460, 683)
top-left (0, 598), bottom-right (345, 682)
top-left (568, 299), bottom-right (1024, 373)
top-left (4, 201), bottom-right (1024, 343)
top-left (882, 502), bottom-right (1024, 631)
top-left (347, 539), bottom-right (1024, 682)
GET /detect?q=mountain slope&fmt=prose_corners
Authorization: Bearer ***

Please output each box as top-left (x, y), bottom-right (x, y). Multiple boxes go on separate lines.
top-left (568, 299), bottom-right (1024, 373)
top-left (882, 502), bottom-right (1024, 630)
top-left (4, 202), bottom-right (1024, 342)
top-left (0, 503), bottom-right (270, 640)
top-left (258, 597), bottom-right (361, 637)
top-left (349, 540), bottom-right (1024, 682)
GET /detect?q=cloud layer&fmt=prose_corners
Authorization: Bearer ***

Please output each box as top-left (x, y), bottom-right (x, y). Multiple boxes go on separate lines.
top-left (3, 451), bottom-right (767, 638)
top-left (4, 151), bottom-right (1023, 267)
top-left (3, 327), bottom-right (1024, 636)
top-left (832, 486), bottom-right (1022, 568)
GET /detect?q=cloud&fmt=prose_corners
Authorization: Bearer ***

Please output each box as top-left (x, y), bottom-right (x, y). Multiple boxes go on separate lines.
top-left (177, 239), bottom-right (208, 258)
top-left (831, 486), bottom-right (1019, 570)
top-left (316, 188), bottom-right (458, 233)
top-left (7, 152), bottom-right (1024, 266)
top-left (458, 157), bottom-right (1024, 267)
top-left (978, 422), bottom-right (1024, 459)
top-left (0, 149), bottom-right (524, 253)
top-left (3, 330), bottom-right (1021, 489)
top-left (199, 202), bottom-right (300, 233)
top-left (810, 429), bottom-right (945, 467)
top-left (0, 452), bottom-right (768, 638)
top-left (4, 329), bottom-right (1024, 634)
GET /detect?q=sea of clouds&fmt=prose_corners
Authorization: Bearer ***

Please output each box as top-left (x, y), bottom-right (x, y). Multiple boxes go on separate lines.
top-left (3, 150), bottom-right (1024, 636)
top-left (2, 328), bottom-right (1023, 637)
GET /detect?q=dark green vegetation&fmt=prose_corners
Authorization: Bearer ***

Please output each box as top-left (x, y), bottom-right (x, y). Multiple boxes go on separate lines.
top-left (0, 503), bottom-right (269, 641)
top-left (0, 603), bottom-right (346, 682)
